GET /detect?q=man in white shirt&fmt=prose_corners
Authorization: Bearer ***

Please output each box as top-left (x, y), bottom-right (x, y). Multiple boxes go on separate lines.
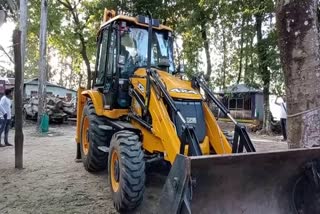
top-left (275, 96), bottom-right (287, 141)
top-left (0, 89), bottom-right (13, 147)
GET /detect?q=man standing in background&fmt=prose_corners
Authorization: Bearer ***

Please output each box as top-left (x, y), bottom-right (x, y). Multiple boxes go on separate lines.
top-left (0, 89), bottom-right (13, 147)
top-left (275, 96), bottom-right (287, 141)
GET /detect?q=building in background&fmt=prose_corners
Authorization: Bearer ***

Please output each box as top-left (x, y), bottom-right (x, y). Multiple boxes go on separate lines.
top-left (216, 84), bottom-right (264, 121)
top-left (0, 77), bottom-right (14, 90)
top-left (0, 77), bottom-right (76, 101)
top-left (24, 78), bottom-right (76, 100)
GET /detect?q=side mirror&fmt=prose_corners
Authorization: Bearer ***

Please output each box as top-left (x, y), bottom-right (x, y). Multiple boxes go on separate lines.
top-left (158, 57), bottom-right (170, 68)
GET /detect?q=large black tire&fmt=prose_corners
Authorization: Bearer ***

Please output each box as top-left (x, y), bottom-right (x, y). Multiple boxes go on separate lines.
top-left (80, 100), bottom-right (110, 172)
top-left (108, 130), bottom-right (145, 212)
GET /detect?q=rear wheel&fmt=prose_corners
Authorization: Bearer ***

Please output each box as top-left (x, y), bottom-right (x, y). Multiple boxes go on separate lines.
top-left (80, 100), bottom-right (109, 172)
top-left (108, 130), bottom-right (145, 212)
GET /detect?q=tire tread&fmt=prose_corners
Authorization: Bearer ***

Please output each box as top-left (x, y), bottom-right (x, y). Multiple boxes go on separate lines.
top-left (109, 130), bottom-right (145, 212)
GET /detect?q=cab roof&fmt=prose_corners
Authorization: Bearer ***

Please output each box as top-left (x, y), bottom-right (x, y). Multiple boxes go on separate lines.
top-left (100, 15), bottom-right (173, 32)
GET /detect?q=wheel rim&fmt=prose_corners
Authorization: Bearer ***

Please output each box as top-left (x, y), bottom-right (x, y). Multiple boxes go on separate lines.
top-left (111, 150), bottom-right (120, 192)
top-left (81, 116), bottom-right (90, 155)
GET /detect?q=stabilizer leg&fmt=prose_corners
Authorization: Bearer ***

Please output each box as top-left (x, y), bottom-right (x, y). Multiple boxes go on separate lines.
top-left (75, 143), bottom-right (82, 162)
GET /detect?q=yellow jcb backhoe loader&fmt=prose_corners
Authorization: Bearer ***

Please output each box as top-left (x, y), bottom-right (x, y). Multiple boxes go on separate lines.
top-left (75, 9), bottom-right (320, 214)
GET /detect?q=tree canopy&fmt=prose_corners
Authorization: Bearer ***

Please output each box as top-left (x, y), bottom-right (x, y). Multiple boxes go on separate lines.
top-left (1, 0), bottom-right (284, 91)
top-left (0, 0), bottom-right (285, 130)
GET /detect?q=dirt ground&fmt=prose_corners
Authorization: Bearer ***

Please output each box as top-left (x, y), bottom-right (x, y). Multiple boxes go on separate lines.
top-left (0, 122), bottom-right (288, 214)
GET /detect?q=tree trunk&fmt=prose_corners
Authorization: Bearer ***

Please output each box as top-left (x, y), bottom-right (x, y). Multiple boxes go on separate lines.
top-left (256, 12), bottom-right (271, 133)
top-left (244, 39), bottom-right (250, 84)
top-left (79, 34), bottom-right (91, 89)
top-left (250, 36), bottom-right (255, 83)
top-left (13, 0), bottom-right (27, 169)
top-left (237, 16), bottom-right (245, 84)
top-left (244, 36), bottom-right (254, 85)
top-left (13, 30), bottom-right (24, 169)
top-left (201, 22), bottom-right (212, 82)
top-left (37, 0), bottom-right (48, 132)
top-left (79, 73), bottom-right (83, 88)
top-left (0, 10), bottom-right (6, 27)
top-left (59, 58), bottom-right (64, 86)
top-left (222, 27), bottom-right (227, 90)
top-left (244, 18), bottom-right (250, 85)
top-left (276, 0), bottom-right (320, 148)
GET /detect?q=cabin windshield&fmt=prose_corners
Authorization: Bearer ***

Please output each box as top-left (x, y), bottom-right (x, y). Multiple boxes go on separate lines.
top-left (119, 24), bottom-right (175, 77)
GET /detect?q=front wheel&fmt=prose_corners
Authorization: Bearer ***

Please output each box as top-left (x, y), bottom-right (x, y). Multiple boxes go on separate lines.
top-left (108, 130), bottom-right (145, 212)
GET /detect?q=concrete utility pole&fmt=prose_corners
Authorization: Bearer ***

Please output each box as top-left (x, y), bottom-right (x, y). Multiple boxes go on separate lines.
top-left (14, 0), bottom-right (28, 169)
top-left (37, 0), bottom-right (48, 131)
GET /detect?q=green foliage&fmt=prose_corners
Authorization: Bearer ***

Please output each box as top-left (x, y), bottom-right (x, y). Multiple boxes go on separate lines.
top-left (0, 0), bottom-right (18, 20)
top-left (21, 0), bottom-right (283, 93)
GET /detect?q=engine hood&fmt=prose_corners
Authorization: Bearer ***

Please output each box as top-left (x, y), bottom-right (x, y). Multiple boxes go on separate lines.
top-left (134, 68), bottom-right (202, 100)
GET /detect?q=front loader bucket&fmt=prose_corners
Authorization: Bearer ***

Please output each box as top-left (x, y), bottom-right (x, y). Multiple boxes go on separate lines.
top-left (158, 148), bottom-right (320, 214)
